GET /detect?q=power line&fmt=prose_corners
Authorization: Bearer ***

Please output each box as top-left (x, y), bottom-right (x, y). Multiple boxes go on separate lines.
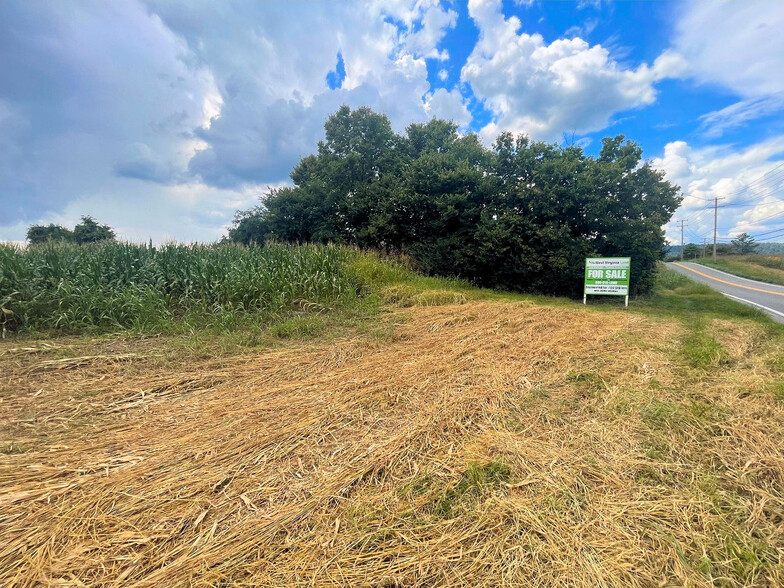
top-left (683, 165), bottom-right (784, 203)
top-left (754, 229), bottom-right (784, 242)
top-left (677, 186), bottom-right (784, 248)
top-left (679, 165), bottom-right (784, 224)
top-left (712, 197), bottom-right (724, 260)
top-left (677, 219), bottom-right (687, 261)
top-left (720, 184), bottom-right (784, 209)
top-left (671, 165), bottom-right (784, 249)
top-left (750, 224), bottom-right (784, 238)
top-left (687, 209), bottom-right (712, 228)
top-left (726, 173), bottom-right (784, 204)
top-left (717, 162), bottom-right (784, 203)
top-left (747, 208), bottom-right (784, 227)
top-left (671, 207), bottom-right (712, 231)
top-left (684, 220), bottom-right (710, 241)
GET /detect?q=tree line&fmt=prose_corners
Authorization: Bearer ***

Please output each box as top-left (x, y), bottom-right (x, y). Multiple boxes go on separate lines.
top-left (230, 106), bottom-right (681, 297)
top-left (675, 233), bottom-right (758, 260)
top-left (26, 216), bottom-right (115, 245)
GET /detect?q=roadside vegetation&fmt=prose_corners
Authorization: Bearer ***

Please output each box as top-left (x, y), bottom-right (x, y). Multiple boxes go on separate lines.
top-left (2, 262), bottom-right (783, 586)
top-left (230, 106), bottom-right (681, 297)
top-left (667, 232), bottom-right (762, 262)
top-left (696, 254), bottom-right (784, 287)
top-left (638, 264), bottom-right (772, 323)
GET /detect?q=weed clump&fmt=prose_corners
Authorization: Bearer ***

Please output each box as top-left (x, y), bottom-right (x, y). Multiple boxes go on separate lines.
top-left (433, 461), bottom-right (511, 518)
top-left (641, 399), bottom-right (681, 431)
top-left (412, 290), bottom-right (467, 307)
top-left (380, 285), bottom-right (467, 307)
top-left (681, 330), bottom-right (730, 369)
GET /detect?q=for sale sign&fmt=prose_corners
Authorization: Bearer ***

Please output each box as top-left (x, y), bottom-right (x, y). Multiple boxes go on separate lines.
top-left (584, 257), bottom-right (631, 298)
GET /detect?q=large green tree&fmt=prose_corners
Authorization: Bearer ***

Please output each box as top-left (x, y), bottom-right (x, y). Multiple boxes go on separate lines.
top-left (26, 223), bottom-right (74, 244)
top-left (72, 216), bottom-right (115, 244)
top-left (682, 243), bottom-right (702, 259)
top-left (229, 106), bottom-right (681, 297)
top-left (731, 232), bottom-right (758, 255)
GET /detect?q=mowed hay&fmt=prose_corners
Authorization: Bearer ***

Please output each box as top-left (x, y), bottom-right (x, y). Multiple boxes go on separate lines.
top-left (378, 285), bottom-right (467, 307)
top-left (1, 301), bottom-right (784, 586)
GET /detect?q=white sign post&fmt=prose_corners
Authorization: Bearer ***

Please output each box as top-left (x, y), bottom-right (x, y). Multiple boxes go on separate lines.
top-left (583, 257), bottom-right (631, 307)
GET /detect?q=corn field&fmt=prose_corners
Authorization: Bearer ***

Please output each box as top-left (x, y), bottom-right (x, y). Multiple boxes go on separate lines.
top-left (0, 241), bottom-right (362, 334)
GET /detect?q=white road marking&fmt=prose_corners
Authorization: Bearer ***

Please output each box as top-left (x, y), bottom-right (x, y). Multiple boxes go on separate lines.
top-left (721, 293), bottom-right (784, 320)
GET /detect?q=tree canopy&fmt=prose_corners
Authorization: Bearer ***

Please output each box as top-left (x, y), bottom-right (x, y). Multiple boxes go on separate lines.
top-left (27, 216), bottom-right (115, 245)
top-left (230, 106), bottom-right (682, 297)
top-left (682, 243), bottom-right (702, 259)
top-left (731, 232), bottom-right (758, 255)
top-left (26, 223), bottom-right (75, 245)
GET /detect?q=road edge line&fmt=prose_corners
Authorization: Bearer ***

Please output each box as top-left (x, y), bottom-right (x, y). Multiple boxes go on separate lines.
top-left (722, 293), bottom-right (784, 320)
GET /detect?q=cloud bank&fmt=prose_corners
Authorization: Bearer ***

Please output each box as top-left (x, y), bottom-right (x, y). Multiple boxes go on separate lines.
top-left (0, 0), bottom-right (782, 246)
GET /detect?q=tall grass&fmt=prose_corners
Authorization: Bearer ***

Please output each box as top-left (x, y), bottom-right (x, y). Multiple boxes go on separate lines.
top-left (749, 254), bottom-right (784, 272)
top-left (0, 241), bottom-right (365, 334)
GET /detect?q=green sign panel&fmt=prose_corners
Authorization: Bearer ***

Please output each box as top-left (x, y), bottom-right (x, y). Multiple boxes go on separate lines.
top-left (584, 257), bottom-right (631, 299)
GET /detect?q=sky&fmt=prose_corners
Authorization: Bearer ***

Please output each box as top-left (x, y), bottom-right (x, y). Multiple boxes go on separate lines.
top-left (1, 0), bottom-right (784, 247)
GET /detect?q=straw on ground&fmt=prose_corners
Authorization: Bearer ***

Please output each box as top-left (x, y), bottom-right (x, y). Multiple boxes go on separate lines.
top-left (1, 299), bottom-right (783, 586)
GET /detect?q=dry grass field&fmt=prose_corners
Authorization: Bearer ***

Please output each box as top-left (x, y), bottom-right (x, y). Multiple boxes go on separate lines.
top-left (2, 292), bottom-right (784, 587)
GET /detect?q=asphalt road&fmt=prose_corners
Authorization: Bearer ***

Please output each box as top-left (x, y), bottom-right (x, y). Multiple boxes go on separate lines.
top-left (667, 261), bottom-right (784, 324)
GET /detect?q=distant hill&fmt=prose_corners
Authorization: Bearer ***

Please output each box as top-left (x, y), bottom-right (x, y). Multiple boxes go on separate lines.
top-left (756, 243), bottom-right (784, 254)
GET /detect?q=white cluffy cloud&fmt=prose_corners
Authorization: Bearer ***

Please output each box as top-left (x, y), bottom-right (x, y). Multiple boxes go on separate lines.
top-left (461, 0), bottom-right (688, 143)
top-left (154, 1), bottom-right (462, 189)
top-left (674, 2), bottom-right (784, 98)
top-left (653, 1), bottom-right (784, 244)
top-left (675, 1), bottom-right (784, 137)
top-left (383, 0), bottom-right (458, 61)
top-left (0, 1), bottom-right (462, 242)
top-left (425, 88), bottom-right (472, 128)
top-left (653, 137), bottom-right (784, 243)
top-left (698, 97), bottom-right (784, 139)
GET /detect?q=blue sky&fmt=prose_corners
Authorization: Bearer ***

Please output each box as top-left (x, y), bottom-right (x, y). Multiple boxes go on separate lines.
top-left (1, 0), bottom-right (784, 246)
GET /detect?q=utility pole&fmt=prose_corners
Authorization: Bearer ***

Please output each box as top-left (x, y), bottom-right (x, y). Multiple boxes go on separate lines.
top-left (679, 220), bottom-right (684, 261)
top-left (702, 238), bottom-right (707, 259)
top-left (712, 197), bottom-right (724, 261)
